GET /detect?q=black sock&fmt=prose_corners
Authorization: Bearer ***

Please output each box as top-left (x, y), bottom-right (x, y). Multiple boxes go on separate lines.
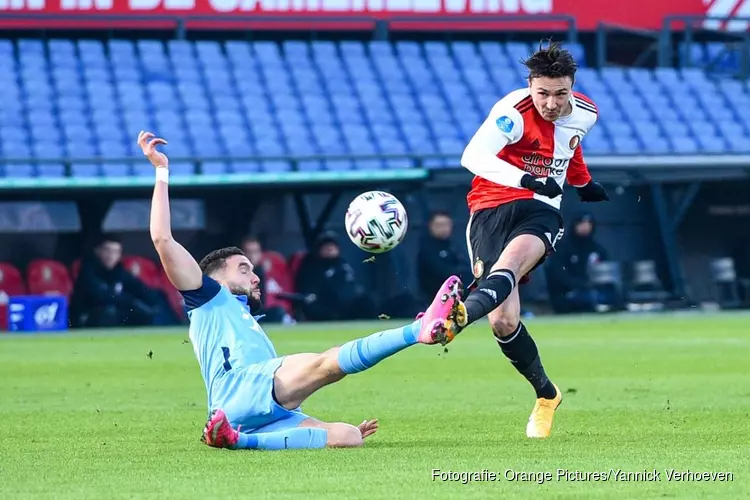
top-left (496, 323), bottom-right (557, 399)
top-left (463, 269), bottom-right (516, 325)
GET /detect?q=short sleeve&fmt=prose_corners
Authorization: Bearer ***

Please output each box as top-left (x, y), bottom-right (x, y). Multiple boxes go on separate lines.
top-left (180, 275), bottom-right (222, 311)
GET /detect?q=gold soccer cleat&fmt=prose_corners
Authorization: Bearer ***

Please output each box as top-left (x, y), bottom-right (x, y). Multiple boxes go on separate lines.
top-left (441, 301), bottom-right (468, 344)
top-left (525, 383), bottom-right (563, 438)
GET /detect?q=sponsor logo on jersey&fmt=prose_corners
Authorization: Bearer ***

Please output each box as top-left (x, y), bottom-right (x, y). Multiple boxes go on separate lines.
top-left (520, 152), bottom-right (569, 177)
top-left (495, 116), bottom-right (514, 134)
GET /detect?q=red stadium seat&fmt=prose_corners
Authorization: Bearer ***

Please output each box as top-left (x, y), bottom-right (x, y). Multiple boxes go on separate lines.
top-left (261, 251), bottom-right (294, 315)
top-left (158, 268), bottom-right (186, 321)
top-left (121, 256), bottom-right (161, 289)
top-left (0, 262), bottom-right (27, 330)
top-left (70, 259), bottom-right (81, 281)
top-left (26, 259), bottom-right (73, 298)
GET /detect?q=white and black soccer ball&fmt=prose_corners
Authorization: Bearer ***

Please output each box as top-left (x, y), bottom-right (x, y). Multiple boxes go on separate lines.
top-left (344, 190), bottom-right (408, 253)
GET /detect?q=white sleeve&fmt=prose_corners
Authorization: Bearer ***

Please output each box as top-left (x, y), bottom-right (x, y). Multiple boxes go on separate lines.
top-left (460, 101), bottom-right (526, 188)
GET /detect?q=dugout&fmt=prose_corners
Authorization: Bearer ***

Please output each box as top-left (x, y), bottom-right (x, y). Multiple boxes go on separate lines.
top-left (0, 167), bottom-right (431, 307)
top-left (2, 154), bottom-right (750, 310)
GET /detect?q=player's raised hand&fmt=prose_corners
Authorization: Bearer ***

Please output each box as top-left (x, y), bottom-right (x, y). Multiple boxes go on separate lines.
top-left (137, 131), bottom-right (169, 169)
top-left (358, 418), bottom-right (379, 439)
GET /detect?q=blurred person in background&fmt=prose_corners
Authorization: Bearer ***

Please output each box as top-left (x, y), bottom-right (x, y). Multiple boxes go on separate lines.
top-left (240, 235), bottom-right (294, 324)
top-left (417, 211), bottom-right (471, 307)
top-left (69, 235), bottom-right (174, 328)
top-left (545, 212), bottom-right (620, 313)
top-left (295, 231), bottom-right (377, 321)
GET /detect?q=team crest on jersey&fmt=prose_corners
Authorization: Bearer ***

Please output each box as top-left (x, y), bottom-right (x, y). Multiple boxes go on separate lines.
top-left (496, 116), bottom-right (514, 134)
top-left (473, 259), bottom-right (484, 279)
top-left (569, 135), bottom-right (581, 150)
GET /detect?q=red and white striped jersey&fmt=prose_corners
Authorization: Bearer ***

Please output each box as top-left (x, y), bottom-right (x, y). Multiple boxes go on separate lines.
top-left (461, 88), bottom-right (598, 214)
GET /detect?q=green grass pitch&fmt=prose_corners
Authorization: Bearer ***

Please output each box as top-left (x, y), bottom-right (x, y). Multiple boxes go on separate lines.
top-left (1, 313), bottom-right (748, 499)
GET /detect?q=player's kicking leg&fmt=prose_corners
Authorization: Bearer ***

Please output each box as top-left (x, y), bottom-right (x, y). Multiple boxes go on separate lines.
top-left (454, 233), bottom-right (562, 438)
top-left (488, 285), bottom-right (561, 438)
top-left (202, 275), bottom-right (462, 450)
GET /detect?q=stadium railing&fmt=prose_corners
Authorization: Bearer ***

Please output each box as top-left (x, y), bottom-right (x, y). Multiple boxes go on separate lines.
top-left (0, 156), bottom-right (429, 191)
top-left (0, 13), bottom-right (578, 43)
top-left (658, 15), bottom-right (750, 77)
top-left (595, 22), bottom-right (662, 67)
top-left (3, 152), bottom-right (750, 190)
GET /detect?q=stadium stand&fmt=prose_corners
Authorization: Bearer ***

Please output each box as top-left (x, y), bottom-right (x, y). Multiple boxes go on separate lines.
top-left (0, 262), bottom-right (26, 329)
top-left (1, 37), bottom-right (750, 181)
top-left (259, 250), bottom-right (295, 316)
top-left (26, 259), bottom-right (74, 298)
top-left (121, 255), bottom-right (162, 289)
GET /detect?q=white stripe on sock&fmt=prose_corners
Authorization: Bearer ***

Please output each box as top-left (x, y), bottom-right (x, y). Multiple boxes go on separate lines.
top-left (497, 323), bottom-right (523, 344)
top-left (487, 270), bottom-right (516, 289)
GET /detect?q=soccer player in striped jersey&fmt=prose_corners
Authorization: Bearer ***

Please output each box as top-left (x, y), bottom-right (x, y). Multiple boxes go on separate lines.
top-left (448, 42), bottom-right (610, 438)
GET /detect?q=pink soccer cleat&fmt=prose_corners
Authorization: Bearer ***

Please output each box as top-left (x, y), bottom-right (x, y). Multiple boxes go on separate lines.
top-left (201, 409), bottom-right (238, 449)
top-left (415, 275), bottom-right (464, 346)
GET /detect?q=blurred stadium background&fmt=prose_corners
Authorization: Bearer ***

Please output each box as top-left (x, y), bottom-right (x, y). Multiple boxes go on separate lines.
top-left (0, 3), bottom-right (749, 327)
top-left (1, 3), bottom-right (750, 499)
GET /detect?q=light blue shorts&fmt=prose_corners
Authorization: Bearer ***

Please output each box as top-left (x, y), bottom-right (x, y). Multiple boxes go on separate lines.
top-left (212, 356), bottom-right (314, 434)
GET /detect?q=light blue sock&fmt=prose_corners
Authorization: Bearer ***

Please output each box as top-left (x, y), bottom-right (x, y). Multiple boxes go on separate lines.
top-left (336, 319), bottom-right (421, 375)
top-left (234, 428), bottom-right (328, 450)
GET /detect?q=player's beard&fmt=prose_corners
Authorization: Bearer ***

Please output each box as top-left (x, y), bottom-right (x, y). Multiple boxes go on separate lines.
top-left (228, 284), bottom-right (250, 296)
top-left (229, 284), bottom-right (262, 312)
top-left (247, 294), bottom-right (262, 313)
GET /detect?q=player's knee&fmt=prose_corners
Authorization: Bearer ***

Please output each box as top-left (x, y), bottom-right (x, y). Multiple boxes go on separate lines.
top-left (326, 423), bottom-right (363, 448)
top-left (490, 312), bottom-right (520, 338)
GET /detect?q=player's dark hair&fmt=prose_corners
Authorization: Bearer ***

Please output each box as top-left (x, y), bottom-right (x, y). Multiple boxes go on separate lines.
top-left (523, 40), bottom-right (577, 82)
top-left (199, 246), bottom-right (245, 277)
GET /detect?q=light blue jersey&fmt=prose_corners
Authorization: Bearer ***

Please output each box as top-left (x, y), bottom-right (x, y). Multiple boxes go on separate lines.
top-left (181, 276), bottom-right (278, 409)
top-left (179, 271), bottom-right (427, 449)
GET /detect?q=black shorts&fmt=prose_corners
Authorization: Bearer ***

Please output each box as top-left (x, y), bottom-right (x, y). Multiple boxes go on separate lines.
top-left (466, 199), bottom-right (564, 282)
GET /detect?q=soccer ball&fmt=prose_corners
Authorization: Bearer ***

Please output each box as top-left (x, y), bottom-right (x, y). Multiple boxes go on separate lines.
top-left (345, 190), bottom-right (408, 253)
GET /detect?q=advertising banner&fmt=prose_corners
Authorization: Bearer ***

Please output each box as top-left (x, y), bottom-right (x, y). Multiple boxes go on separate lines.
top-left (7, 296), bottom-right (68, 332)
top-left (1, 0), bottom-right (746, 32)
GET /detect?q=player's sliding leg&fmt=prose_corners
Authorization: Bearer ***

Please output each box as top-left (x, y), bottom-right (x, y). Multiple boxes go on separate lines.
top-left (273, 275), bottom-right (462, 410)
top-left (201, 276), bottom-right (461, 451)
top-left (203, 411), bottom-right (377, 450)
top-left (201, 409), bottom-right (325, 450)
top-left (453, 234), bottom-right (547, 334)
top-left (489, 286), bottom-right (561, 438)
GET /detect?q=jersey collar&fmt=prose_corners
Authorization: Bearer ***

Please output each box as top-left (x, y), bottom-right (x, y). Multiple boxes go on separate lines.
top-left (234, 293), bottom-right (265, 321)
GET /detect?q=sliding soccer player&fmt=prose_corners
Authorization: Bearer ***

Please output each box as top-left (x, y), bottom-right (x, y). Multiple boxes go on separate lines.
top-left (140, 131), bottom-right (463, 450)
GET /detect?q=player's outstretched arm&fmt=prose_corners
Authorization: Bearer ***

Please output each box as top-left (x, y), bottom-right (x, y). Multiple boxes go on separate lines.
top-left (139, 131), bottom-right (203, 291)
